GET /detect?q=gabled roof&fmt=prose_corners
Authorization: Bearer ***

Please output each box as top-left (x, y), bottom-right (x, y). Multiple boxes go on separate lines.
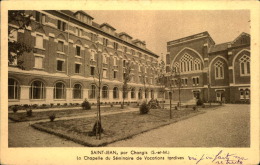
top-left (133, 39), bottom-right (145, 45)
top-left (118, 32), bottom-right (133, 39)
top-left (100, 22), bottom-right (116, 31)
top-left (231, 32), bottom-right (250, 44)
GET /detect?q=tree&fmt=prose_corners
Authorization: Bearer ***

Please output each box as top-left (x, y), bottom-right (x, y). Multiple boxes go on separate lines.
top-left (173, 67), bottom-right (182, 109)
top-left (8, 10), bottom-right (33, 69)
top-left (121, 61), bottom-right (133, 109)
top-left (156, 59), bottom-right (167, 109)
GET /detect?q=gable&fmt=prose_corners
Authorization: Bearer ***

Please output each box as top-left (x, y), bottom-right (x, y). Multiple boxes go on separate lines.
top-left (231, 33), bottom-right (250, 47)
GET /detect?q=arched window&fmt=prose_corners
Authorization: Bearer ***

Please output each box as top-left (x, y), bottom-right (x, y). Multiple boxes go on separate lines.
top-left (89, 84), bottom-right (96, 99)
top-left (166, 66), bottom-right (170, 73)
top-left (173, 62), bottom-right (179, 73)
top-left (131, 88), bottom-right (135, 99)
top-left (54, 82), bottom-right (66, 99)
top-left (73, 84), bottom-right (82, 99)
top-left (180, 54), bottom-right (193, 72)
top-left (90, 50), bottom-right (95, 61)
top-left (194, 58), bottom-right (201, 71)
top-left (214, 61), bottom-right (224, 79)
top-left (145, 89), bottom-right (148, 99)
top-left (8, 78), bottom-right (20, 100)
top-left (30, 80), bottom-right (45, 99)
top-left (113, 87), bottom-right (119, 99)
top-left (138, 89), bottom-right (142, 99)
top-left (239, 55), bottom-right (250, 76)
top-left (245, 89), bottom-right (250, 99)
top-left (102, 86), bottom-right (108, 99)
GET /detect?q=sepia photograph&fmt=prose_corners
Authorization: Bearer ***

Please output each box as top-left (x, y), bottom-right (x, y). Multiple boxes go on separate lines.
top-left (1, 1), bottom-right (259, 165)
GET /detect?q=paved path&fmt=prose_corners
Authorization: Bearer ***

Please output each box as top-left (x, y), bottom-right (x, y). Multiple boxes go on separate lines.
top-left (107, 104), bottom-right (250, 147)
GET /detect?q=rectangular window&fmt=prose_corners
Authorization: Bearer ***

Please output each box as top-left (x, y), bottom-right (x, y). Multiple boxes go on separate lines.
top-left (114, 57), bottom-right (117, 66)
top-left (192, 78), bottom-right (196, 86)
top-left (103, 38), bottom-right (108, 46)
top-left (34, 56), bottom-right (43, 69)
top-left (103, 69), bottom-right (107, 78)
top-left (114, 42), bottom-right (118, 50)
top-left (90, 66), bottom-right (95, 76)
top-left (41, 14), bottom-right (46, 24)
top-left (35, 34), bottom-right (43, 48)
top-left (57, 20), bottom-right (66, 31)
top-left (131, 49), bottom-right (135, 55)
top-left (35, 11), bottom-right (41, 22)
top-left (123, 60), bottom-right (126, 67)
top-left (103, 56), bottom-right (107, 64)
top-left (113, 71), bottom-right (117, 79)
top-left (240, 90), bottom-right (244, 99)
top-left (76, 46), bottom-right (81, 56)
top-left (57, 60), bottom-right (64, 71)
top-left (185, 78), bottom-right (188, 86)
top-left (196, 77), bottom-right (199, 85)
top-left (58, 41), bottom-right (64, 52)
top-left (75, 64), bottom-right (80, 73)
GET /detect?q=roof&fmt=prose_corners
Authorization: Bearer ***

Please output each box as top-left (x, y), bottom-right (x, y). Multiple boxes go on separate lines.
top-left (209, 42), bottom-right (229, 53)
top-left (133, 39), bottom-right (145, 45)
top-left (118, 32), bottom-right (133, 39)
top-left (73, 10), bottom-right (94, 19)
top-left (60, 10), bottom-right (75, 17)
top-left (100, 22), bottom-right (116, 30)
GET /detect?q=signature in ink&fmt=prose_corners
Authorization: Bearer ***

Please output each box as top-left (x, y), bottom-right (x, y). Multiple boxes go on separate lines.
top-left (188, 150), bottom-right (248, 164)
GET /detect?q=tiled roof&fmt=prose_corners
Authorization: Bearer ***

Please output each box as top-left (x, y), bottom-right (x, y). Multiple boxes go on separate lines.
top-left (209, 42), bottom-right (229, 53)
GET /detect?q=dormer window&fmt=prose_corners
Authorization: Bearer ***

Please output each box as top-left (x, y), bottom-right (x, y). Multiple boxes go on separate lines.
top-left (74, 11), bottom-right (93, 25)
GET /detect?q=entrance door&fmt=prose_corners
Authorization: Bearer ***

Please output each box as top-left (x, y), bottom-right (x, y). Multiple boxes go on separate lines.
top-left (193, 91), bottom-right (200, 99)
top-left (216, 91), bottom-right (225, 102)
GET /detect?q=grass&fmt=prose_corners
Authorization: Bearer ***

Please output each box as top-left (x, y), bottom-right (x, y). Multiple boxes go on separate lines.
top-left (32, 108), bottom-right (205, 147)
top-left (8, 106), bottom-right (127, 122)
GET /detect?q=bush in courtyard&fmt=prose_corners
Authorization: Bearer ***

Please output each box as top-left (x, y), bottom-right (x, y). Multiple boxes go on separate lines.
top-left (26, 109), bottom-right (33, 117)
top-left (49, 114), bottom-right (56, 122)
top-left (32, 104), bottom-right (38, 109)
top-left (193, 106), bottom-right (198, 111)
top-left (110, 104), bottom-right (113, 107)
top-left (63, 103), bottom-right (67, 106)
top-left (139, 102), bottom-right (150, 114)
top-left (196, 99), bottom-right (204, 106)
top-left (23, 104), bottom-right (29, 109)
top-left (82, 99), bottom-right (91, 110)
top-left (12, 105), bottom-right (19, 113)
top-left (50, 103), bottom-right (54, 107)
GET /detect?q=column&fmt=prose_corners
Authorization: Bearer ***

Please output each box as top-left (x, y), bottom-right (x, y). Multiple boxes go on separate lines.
top-left (83, 89), bottom-right (88, 100)
top-left (20, 85), bottom-right (30, 104)
top-left (46, 87), bottom-right (54, 104)
top-left (109, 89), bottom-right (113, 102)
top-left (66, 88), bottom-right (72, 103)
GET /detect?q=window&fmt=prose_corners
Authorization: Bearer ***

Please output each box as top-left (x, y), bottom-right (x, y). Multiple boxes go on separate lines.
top-left (8, 78), bottom-right (19, 100)
top-left (245, 89), bottom-right (250, 99)
top-left (123, 60), bottom-right (126, 67)
top-left (103, 69), bottom-right (107, 78)
top-left (113, 87), bottom-right (119, 99)
top-left (240, 89), bottom-right (244, 99)
top-left (138, 89), bottom-right (142, 99)
top-left (103, 55), bottom-right (107, 64)
top-left (90, 66), bottom-right (95, 76)
top-left (75, 27), bottom-right (82, 37)
top-left (240, 89), bottom-right (250, 100)
top-left (138, 65), bottom-right (141, 72)
top-left (75, 63), bottom-right (81, 73)
top-left (196, 77), bottom-right (199, 85)
top-left (35, 34), bottom-right (43, 48)
top-left (89, 85), bottom-right (96, 99)
top-left (182, 78), bottom-right (188, 86)
top-left (57, 60), bottom-right (64, 71)
top-left (131, 88), bottom-right (135, 99)
top-left (73, 84), bottom-right (82, 99)
top-left (114, 42), bottom-right (118, 50)
top-left (90, 50), bottom-right (95, 61)
top-left (58, 41), bottom-right (64, 52)
top-left (194, 58), bottom-right (201, 71)
top-left (215, 61), bottom-right (224, 79)
top-left (180, 54), bottom-right (193, 72)
top-left (30, 80), bottom-right (45, 99)
top-left (145, 90), bottom-right (148, 98)
top-left (192, 77), bottom-right (199, 86)
top-left (54, 82), bottom-right (66, 99)
top-left (123, 46), bottom-right (127, 53)
top-left (90, 33), bottom-right (96, 41)
top-left (113, 57), bottom-right (117, 66)
top-left (57, 20), bottom-right (66, 31)
top-left (131, 49), bottom-right (135, 55)
top-left (76, 46), bottom-right (81, 56)
top-left (239, 55), bottom-right (250, 76)
top-left (103, 38), bottom-right (108, 46)
top-left (151, 90), bottom-right (154, 99)
top-left (113, 71), bottom-right (117, 79)
top-left (34, 56), bottom-right (43, 69)
top-left (102, 86), bottom-right (108, 98)
top-left (35, 11), bottom-right (41, 22)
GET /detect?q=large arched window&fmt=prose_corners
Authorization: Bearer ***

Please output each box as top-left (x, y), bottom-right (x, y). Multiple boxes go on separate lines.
top-left (8, 78), bottom-right (20, 100)
top-left (89, 84), bottom-right (96, 99)
top-left (131, 88), bottom-right (135, 99)
top-left (73, 84), bottom-right (82, 99)
top-left (30, 80), bottom-right (45, 99)
top-left (54, 82), bottom-right (66, 99)
top-left (239, 55), bottom-right (250, 76)
top-left (113, 87), bottom-right (119, 99)
top-left (102, 86), bottom-right (108, 99)
top-left (180, 54), bottom-right (193, 72)
top-left (214, 61), bottom-right (224, 79)
top-left (194, 58), bottom-right (201, 71)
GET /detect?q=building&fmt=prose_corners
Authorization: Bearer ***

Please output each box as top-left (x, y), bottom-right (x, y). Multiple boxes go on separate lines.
top-left (8, 10), bottom-right (160, 106)
top-left (166, 31), bottom-right (250, 104)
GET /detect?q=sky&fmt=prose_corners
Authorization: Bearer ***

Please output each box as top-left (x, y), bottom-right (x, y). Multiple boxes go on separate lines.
top-left (86, 10), bottom-right (250, 58)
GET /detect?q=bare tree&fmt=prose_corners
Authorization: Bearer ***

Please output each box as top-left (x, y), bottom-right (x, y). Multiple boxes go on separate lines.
top-left (156, 59), bottom-right (167, 109)
top-left (122, 61), bottom-right (133, 109)
top-left (173, 67), bottom-right (182, 109)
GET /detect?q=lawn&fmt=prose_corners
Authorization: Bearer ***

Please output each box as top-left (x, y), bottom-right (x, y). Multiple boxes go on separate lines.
top-left (8, 106), bottom-right (127, 122)
top-left (32, 108), bottom-right (205, 147)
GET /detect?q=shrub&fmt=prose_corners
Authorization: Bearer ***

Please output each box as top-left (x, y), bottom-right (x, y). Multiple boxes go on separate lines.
top-left (63, 103), bottom-right (68, 106)
top-left (50, 103), bottom-right (54, 107)
top-left (32, 104), bottom-right (38, 109)
top-left (12, 106), bottom-right (19, 113)
top-left (196, 99), bottom-right (204, 106)
top-left (49, 114), bottom-right (56, 122)
top-left (82, 99), bottom-right (91, 110)
top-left (57, 103), bottom-right (60, 106)
top-left (110, 104), bottom-right (113, 107)
top-left (26, 109), bottom-right (33, 117)
top-left (139, 102), bottom-right (150, 114)
top-left (70, 103), bottom-right (73, 106)
top-left (41, 104), bottom-right (47, 108)
top-left (193, 106), bottom-right (197, 111)
top-left (23, 104), bottom-right (29, 109)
